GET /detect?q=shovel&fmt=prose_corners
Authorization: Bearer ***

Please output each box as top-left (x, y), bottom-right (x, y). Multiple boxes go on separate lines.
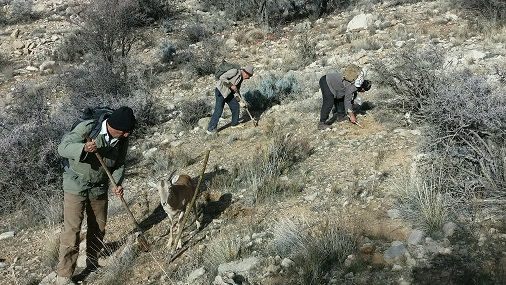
top-left (237, 93), bottom-right (258, 127)
top-left (91, 147), bottom-right (150, 252)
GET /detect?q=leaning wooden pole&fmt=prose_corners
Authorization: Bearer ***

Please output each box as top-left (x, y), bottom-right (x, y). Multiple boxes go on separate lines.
top-left (171, 150), bottom-right (210, 252)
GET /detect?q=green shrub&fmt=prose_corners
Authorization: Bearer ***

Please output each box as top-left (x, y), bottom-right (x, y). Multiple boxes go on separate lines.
top-left (159, 41), bottom-right (176, 63)
top-left (244, 72), bottom-right (301, 112)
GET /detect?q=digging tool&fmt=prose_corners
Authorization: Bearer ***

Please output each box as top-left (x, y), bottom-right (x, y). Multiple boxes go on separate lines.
top-left (91, 146), bottom-right (150, 252)
top-left (237, 93), bottom-right (258, 127)
top-left (171, 149), bottom-right (210, 253)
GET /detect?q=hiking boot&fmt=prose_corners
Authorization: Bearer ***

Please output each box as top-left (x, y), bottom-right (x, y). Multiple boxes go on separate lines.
top-left (56, 276), bottom-right (76, 285)
top-left (206, 129), bottom-right (217, 135)
top-left (230, 123), bottom-right (244, 129)
top-left (317, 122), bottom-right (332, 130)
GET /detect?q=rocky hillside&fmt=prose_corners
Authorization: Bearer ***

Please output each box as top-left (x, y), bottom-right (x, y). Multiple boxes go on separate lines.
top-left (0, 0), bottom-right (505, 284)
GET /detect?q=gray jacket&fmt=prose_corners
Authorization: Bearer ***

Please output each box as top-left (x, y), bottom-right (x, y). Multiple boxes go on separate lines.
top-left (216, 68), bottom-right (242, 98)
top-left (326, 71), bottom-right (358, 113)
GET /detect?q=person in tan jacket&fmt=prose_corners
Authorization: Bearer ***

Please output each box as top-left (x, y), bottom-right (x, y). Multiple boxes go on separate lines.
top-left (207, 65), bottom-right (254, 134)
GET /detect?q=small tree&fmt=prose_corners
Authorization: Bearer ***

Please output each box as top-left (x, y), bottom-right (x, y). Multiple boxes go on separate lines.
top-left (78, 0), bottom-right (140, 77)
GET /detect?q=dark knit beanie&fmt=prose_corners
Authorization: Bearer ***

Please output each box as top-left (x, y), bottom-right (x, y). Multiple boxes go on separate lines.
top-left (108, 106), bottom-right (136, 132)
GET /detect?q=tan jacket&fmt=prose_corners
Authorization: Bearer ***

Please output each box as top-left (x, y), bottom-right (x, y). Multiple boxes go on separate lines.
top-left (216, 68), bottom-right (242, 98)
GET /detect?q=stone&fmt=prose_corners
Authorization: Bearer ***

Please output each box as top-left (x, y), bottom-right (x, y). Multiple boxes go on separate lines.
top-left (26, 66), bottom-right (39, 72)
top-left (40, 60), bottom-right (56, 71)
top-left (387, 209), bottom-right (400, 219)
top-left (384, 241), bottom-right (407, 264)
top-left (39, 272), bottom-right (57, 285)
top-left (11, 29), bottom-right (20, 38)
top-left (347, 13), bottom-right (375, 32)
top-left (0, 262), bottom-right (7, 268)
top-left (13, 40), bottom-right (25, 49)
top-left (198, 117), bottom-right (210, 130)
top-left (407, 229), bottom-right (424, 245)
top-left (217, 257), bottom-right (259, 276)
top-left (443, 222), bottom-right (457, 237)
top-left (0, 231), bottom-right (15, 240)
top-left (187, 267), bottom-right (206, 283)
top-left (281, 258), bottom-right (294, 268)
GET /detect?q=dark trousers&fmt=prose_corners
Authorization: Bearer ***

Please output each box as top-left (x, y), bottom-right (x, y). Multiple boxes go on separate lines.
top-left (207, 88), bottom-right (240, 131)
top-left (319, 76), bottom-right (345, 123)
top-left (57, 192), bottom-right (108, 277)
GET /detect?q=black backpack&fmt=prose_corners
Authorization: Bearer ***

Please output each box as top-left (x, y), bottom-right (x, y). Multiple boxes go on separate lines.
top-left (215, 60), bottom-right (240, 80)
top-left (61, 107), bottom-right (114, 170)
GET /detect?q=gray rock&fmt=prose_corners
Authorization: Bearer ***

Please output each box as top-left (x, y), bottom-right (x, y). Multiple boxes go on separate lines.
top-left (347, 13), bottom-right (375, 31)
top-left (281, 258), bottom-right (294, 268)
top-left (39, 272), bottom-right (57, 285)
top-left (39, 60), bottom-right (56, 71)
top-left (443, 222), bottom-right (457, 237)
top-left (26, 66), bottom-right (39, 72)
top-left (384, 241), bottom-right (407, 264)
top-left (11, 29), bottom-right (20, 38)
top-left (0, 231), bottom-right (15, 240)
top-left (217, 257), bottom-right (259, 276)
top-left (13, 40), bottom-right (25, 49)
top-left (198, 117), bottom-right (210, 130)
top-left (407, 229), bottom-right (424, 245)
top-left (387, 209), bottom-right (400, 219)
top-left (187, 267), bottom-right (206, 283)
top-left (0, 262), bottom-right (7, 268)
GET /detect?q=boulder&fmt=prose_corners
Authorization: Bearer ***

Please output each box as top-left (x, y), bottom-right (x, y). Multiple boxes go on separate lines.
top-left (347, 14), bottom-right (375, 32)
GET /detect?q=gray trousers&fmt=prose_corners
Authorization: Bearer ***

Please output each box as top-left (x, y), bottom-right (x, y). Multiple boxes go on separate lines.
top-left (57, 192), bottom-right (108, 277)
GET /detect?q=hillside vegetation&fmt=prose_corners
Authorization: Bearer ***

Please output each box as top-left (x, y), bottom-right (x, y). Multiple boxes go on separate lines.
top-left (0, 0), bottom-right (504, 284)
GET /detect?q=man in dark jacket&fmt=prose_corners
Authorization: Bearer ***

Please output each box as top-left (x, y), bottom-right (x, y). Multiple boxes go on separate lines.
top-left (318, 64), bottom-right (371, 130)
top-left (207, 65), bottom-right (254, 134)
top-left (55, 107), bottom-right (136, 285)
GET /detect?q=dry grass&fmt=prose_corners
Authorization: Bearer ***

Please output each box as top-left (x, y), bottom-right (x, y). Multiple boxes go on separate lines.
top-left (272, 217), bottom-right (357, 285)
top-left (203, 232), bottom-right (242, 276)
top-left (42, 229), bottom-right (61, 268)
top-left (396, 171), bottom-right (454, 235)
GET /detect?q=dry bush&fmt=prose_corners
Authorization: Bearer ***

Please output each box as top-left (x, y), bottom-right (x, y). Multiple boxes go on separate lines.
top-left (187, 39), bottom-right (221, 76)
top-left (77, 0), bottom-right (140, 75)
top-left (177, 99), bottom-right (212, 130)
top-left (96, 241), bottom-right (138, 285)
top-left (159, 41), bottom-right (176, 63)
top-left (8, 0), bottom-right (34, 24)
top-left (203, 233), bottom-right (242, 276)
top-left (296, 33), bottom-right (317, 67)
top-left (272, 217), bottom-right (357, 285)
top-left (372, 46), bottom-right (445, 119)
top-left (240, 134), bottom-right (312, 203)
top-left (184, 20), bottom-right (209, 44)
top-left (420, 70), bottom-right (506, 208)
top-left (0, 84), bottom-right (64, 221)
top-left (200, 0), bottom-right (351, 26)
top-left (454, 0), bottom-right (506, 26)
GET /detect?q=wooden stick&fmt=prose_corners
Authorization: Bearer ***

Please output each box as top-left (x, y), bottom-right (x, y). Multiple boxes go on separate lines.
top-left (171, 150), bottom-right (210, 252)
top-left (91, 144), bottom-right (150, 252)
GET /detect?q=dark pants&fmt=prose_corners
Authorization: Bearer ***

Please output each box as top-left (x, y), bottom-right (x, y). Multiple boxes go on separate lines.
top-left (57, 192), bottom-right (108, 277)
top-left (207, 88), bottom-right (240, 131)
top-left (319, 76), bottom-right (345, 123)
